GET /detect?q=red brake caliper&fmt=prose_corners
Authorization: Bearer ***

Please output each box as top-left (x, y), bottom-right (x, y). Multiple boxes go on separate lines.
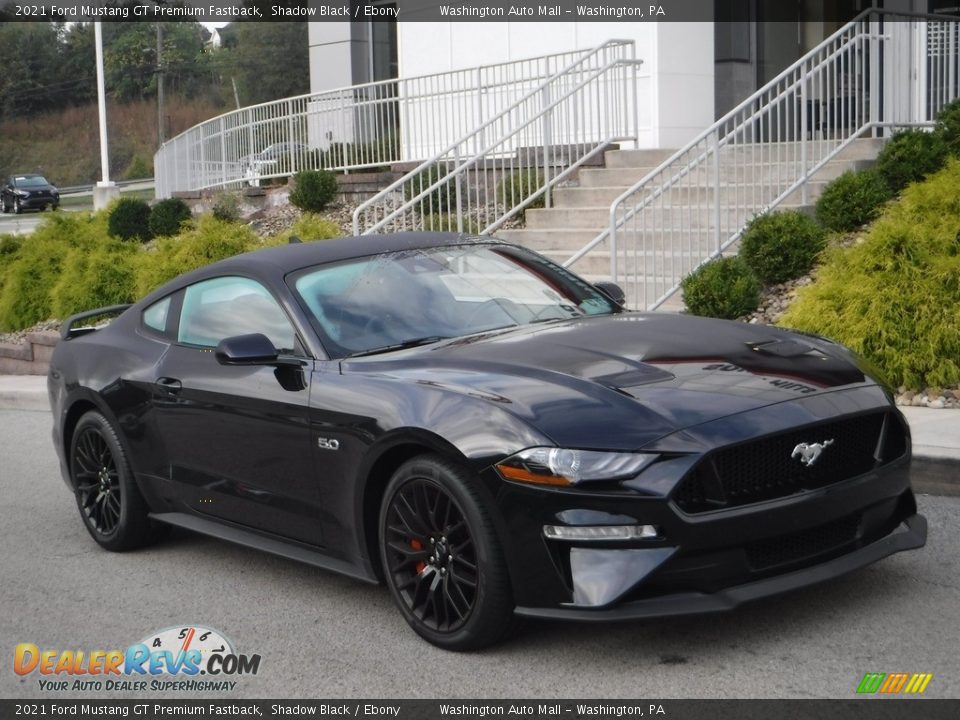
top-left (410, 539), bottom-right (426, 574)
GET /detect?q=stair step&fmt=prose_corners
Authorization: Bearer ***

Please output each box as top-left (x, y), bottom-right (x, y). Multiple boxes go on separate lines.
top-left (603, 148), bottom-right (678, 168)
top-left (577, 158), bottom-right (873, 188)
top-left (526, 206), bottom-right (761, 230)
top-left (500, 227), bottom-right (747, 254)
top-left (553, 183), bottom-right (829, 208)
top-left (546, 250), bottom-right (724, 276)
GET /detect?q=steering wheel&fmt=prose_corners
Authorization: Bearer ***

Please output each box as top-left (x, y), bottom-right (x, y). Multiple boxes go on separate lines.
top-left (465, 298), bottom-right (523, 327)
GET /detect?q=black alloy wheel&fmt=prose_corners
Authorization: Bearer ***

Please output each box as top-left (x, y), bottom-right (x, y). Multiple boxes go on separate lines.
top-left (73, 426), bottom-right (122, 536)
top-left (69, 410), bottom-right (167, 551)
top-left (380, 455), bottom-right (515, 650)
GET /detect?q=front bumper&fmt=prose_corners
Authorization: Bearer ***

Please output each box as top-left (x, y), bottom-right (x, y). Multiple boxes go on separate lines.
top-left (515, 512), bottom-right (926, 621)
top-left (17, 194), bottom-right (57, 209)
top-left (487, 387), bottom-right (925, 618)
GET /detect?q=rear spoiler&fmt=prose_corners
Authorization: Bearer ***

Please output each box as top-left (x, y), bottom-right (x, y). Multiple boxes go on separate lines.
top-left (61, 304), bottom-right (133, 340)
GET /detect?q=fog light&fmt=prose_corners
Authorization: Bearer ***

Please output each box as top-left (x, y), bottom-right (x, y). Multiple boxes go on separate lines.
top-left (543, 524), bottom-right (659, 541)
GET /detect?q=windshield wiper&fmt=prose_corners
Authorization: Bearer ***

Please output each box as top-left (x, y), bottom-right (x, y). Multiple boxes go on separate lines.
top-left (345, 335), bottom-right (452, 358)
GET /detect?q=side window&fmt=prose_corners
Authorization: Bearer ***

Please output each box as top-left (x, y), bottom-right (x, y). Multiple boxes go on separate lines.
top-left (178, 276), bottom-right (296, 352)
top-left (142, 296), bottom-right (172, 335)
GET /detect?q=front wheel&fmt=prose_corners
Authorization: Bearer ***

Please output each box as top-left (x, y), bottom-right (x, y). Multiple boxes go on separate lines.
top-left (69, 410), bottom-right (166, 551)
top-left (379, 455), bottom-right (515, 651)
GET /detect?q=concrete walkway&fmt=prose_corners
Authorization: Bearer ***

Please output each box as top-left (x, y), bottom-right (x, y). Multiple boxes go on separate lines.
top-left (0, 374), bottom-right (956, 491)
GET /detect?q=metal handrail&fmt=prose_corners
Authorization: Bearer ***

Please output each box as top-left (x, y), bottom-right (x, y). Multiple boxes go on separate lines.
top-left (352, 40), bottom-right (642, 236)
top-left (153, 43), bottom-right (629, 198)
top-left (565, 8), bottom-right (960, 310)
top-left (353, 40), bottom-right (641, 234)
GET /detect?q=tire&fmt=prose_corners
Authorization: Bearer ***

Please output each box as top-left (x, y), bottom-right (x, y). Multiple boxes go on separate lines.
top-left (13, 197), bottom-right (22, 214)
top-left (379, 454), bottom-right (515, 651)
top-left (69, 410), bottom-right (166, 552)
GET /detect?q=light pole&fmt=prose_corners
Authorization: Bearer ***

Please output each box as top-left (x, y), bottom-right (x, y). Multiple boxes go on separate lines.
top-left (93, 21), bottom-right (119, 210)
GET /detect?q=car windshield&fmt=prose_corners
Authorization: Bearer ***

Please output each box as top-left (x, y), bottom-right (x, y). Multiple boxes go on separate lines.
top-left (292, 244), bottom-right (618, 358)
top-left (15, 176), bottom-right (50, 188)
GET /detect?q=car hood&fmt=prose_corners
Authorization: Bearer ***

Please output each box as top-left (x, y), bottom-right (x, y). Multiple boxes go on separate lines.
top-left (343, 313), bottom-right (873, 449)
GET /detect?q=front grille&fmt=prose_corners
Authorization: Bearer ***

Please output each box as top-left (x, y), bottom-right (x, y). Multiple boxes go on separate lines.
top-left (745, 513), bottom-right (862, 570)
top-left (674, 411), bottom-right (907, 513)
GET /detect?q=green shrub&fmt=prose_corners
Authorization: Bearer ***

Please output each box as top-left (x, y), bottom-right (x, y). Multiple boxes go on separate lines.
top-left (815, 170), bottom-right (892, 232)
top-left (50, 237), bottom-right (138, 318)
top-left (874, 130), bottom-right (947, 194)
top-left (148, 198), bottom-right (192, 237)
top-left (403, 164), bottom-right (457, 215)
top-left (266, 213), bottom-right (341, 246)
top-left (0, 212), bottom-right (109, 330)
top-left (123, 154), bottom-right (153, 180)
top-left (935, 98), bottom-right (960, 157)
top-left (496, 169), bottom-right (546, 217)
top-left (108, 198), bottom-right (153, 242)
top-left (211, 192), bottom-right (241, 222)
top-left (681, 256), bottom-right (761, 319)
top-left (0, 235), bottom-right (22, 257)
top-left (135, 215), bottom-right (258, 296)
top-left (780, 158), bottom-right (960, 389)
top-left (289, 170), bottom-right (338, 213)
top-left (0, 235), bottom-right (22, 298)
top-left (739, 211), bottom-right (827, 284)
top-left (419, 214), bottom-right (481, 235)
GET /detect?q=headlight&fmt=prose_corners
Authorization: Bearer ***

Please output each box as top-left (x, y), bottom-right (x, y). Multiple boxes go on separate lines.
top-left (496, 447), bottom-right (658, 486)
top-left (15, 190), bottom-right (29, 197)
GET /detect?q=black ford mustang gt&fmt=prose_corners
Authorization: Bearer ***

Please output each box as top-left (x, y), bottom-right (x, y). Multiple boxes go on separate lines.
top-left (48, 232), bottom-right (926, 650)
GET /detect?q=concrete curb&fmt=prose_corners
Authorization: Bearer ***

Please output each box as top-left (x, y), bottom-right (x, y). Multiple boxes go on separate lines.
top-left (911, 456), bottom-right (960, 497)
top-left (0, 376), bottom-right (48, 412)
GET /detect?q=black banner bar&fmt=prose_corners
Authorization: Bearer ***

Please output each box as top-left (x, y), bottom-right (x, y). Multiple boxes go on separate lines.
top-left (0, 1), bottom-right (957, 23)
top-left (2, 700), bottom-right (960, 720)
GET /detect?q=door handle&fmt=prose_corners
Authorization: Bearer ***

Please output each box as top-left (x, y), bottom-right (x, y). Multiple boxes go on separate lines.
top-left (156, 377), bottom-right (182, 394)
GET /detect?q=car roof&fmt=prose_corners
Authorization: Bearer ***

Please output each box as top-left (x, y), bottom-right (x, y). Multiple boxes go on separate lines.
top-left (139, 232), bottom-right (498, 304)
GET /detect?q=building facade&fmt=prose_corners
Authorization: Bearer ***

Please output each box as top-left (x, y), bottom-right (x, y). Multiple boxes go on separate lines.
top-left (308, 0), bottom-right (952, 150)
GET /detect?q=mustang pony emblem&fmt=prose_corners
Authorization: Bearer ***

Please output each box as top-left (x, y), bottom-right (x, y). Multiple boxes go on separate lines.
top-left (791, 439), bottom-right (835, 466)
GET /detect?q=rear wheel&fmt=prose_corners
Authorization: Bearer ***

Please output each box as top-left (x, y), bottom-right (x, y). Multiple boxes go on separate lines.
top-left (380, 455), bottom-right (515, 650)
top-left (70, 411), bottom-right (165, 551)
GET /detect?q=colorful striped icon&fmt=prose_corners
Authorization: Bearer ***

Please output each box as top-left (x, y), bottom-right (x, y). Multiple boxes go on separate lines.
top-left (856, 672), bottom-right (933, 694)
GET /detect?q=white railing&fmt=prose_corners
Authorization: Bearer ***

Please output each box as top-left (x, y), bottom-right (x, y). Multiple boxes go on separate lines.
top-left (352, 40), bottom-right (642, 236)
top-left (565, 10), bottom-right (960, 310)
top-left (153, 45), bottom-right (627, 199)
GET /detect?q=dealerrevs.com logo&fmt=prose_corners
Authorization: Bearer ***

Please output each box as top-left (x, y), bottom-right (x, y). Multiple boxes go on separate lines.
top-left (14, 625), bottom-right (261, 693)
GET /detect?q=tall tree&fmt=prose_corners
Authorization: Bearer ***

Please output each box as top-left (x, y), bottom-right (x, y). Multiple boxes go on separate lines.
top-left (225, 23), bottom-right (310, 106)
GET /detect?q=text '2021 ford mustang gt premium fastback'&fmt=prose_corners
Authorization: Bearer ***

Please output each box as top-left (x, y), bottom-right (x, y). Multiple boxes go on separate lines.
top-left (48, 232), bottom-right (926, 650)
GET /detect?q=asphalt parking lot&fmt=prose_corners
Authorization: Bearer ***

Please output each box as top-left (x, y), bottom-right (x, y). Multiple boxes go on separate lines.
top-left (1, 408), bottom-right (957, 699)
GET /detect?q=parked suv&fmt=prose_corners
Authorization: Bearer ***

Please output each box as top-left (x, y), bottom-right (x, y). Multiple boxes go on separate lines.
top-left (1, 174), bottom-right (60, 213)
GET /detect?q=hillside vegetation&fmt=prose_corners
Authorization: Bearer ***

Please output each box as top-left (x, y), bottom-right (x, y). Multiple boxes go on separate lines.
top-left (0, 99), bottom-right (219, 187)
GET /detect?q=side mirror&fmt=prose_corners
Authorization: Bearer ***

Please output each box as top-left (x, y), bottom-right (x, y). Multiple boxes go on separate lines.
top-left (594, 281), bottom-right (626, 306)
top-left (215, 333), bottom-right (280, 366)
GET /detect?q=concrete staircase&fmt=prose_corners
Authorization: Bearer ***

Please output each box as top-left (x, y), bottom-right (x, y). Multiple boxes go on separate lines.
top-left (498, 138), bottom-right (885, 311)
